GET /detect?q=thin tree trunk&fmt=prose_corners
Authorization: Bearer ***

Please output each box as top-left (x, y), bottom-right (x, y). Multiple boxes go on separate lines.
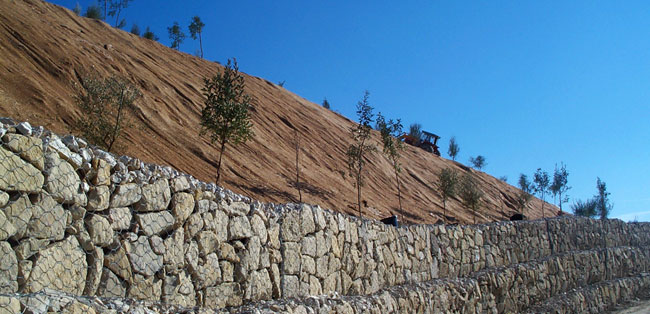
top-left (216, 141), bottom-right (226, 185)
top-left (356, 137), bottom-right (366, 218)
top-left (294, 130), bottom-right (301, 203)
top-left (541, 193), bottom-right (545, 218)
top-left (393, 158), bottom-right (402, 213)
top-left (108, 90), bottom-right (126, 152)
top-left (443, 199), bottom-right (446, 218)
top-left (115, 10), bottom-right (121, 27)
top-left (199, 32), bottom-right (203, 58)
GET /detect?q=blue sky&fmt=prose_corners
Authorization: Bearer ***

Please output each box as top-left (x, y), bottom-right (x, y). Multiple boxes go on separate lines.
top-left (52, 0), bottom-right (650, 221)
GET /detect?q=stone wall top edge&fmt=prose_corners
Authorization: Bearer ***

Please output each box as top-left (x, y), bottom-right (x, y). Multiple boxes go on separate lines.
top-left (2, 117), bottom-right (646, 233)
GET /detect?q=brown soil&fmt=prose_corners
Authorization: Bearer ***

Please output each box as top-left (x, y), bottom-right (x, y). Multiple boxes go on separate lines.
top-left (0, 0), bottom-right (560, 224)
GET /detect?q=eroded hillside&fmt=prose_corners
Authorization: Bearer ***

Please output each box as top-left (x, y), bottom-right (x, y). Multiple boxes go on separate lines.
top-left (0, 0), bottom-right (558, 224)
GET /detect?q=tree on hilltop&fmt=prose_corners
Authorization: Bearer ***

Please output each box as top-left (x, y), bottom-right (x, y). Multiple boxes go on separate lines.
top-left (322, 98), bottom-right (330, 109)
top-left (595, 177), bottom-right (612, 220)
top-left (533, 168), bottom-right (550, 218)
top-left (200, 58), bottom-right (254, 185)
top-left (448, 136), bottom-right (459, 161)
top-left (143, 26), bottom-right (159, 41)
top-left (517, 174), bottom-right (533, 212)
top-left (346, 91), bottom-right (376, 218)
top-left (168, 22), bottom-right (186, 50)
top-left (550, 163), bottom-right (571, 211)
top-left (84, 5), bottom-right (102, 20)
top-left (189, 16), bottom-right (205, 58)
top-left (469, 155), bottom-right (486, 170)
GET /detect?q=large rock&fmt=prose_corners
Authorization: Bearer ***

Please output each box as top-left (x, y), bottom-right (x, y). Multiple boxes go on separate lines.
top-left (90, 158), bottom-right (111, 186)
top-left (163, 271), bottom-right (196, 307)
top-left (228, 216), bottom-right (252, 240)
top-left (135, 179), bottom-right (171, 212)
top-left (83, 247), bottom-right (104, 295)
top-left (29, 193), bottom-right (66, 241)
top-left (0, 210), bottom-right (16, 241)
top-left (44, 151), bottom-right (85, 205)
top-left (163, 229), bottom-right (185, 271)
top-left (85, 214), bottom-right (114, 247)
top-left (0, 191), bottom-right (8, 207)
top-left (225, 202), bottom-right (251, 216)
top-left (97, 268), bottom-right (126, 298)
top-left (204, 283), bottom-right (242, 308)
top-left (171, 192), bottom-right (194, 227)
top-left (2, 133), bottom-right (44, 170)
top-left (109, 207), bottom-right (132, 230)
top-left (136, 211), bottom-right (174, 236)
top-left (24, 236), bottom-right (87, 295)
top-left (0, 146), bottom-right (44, 193)
top-left (3, 194), bottom-right (32, 239)
top-left (245, 269), bottom-right (272, 301)
top-left (281, 275), bottom-right (300, 298)
top-left (300, 204), bottom-right (316, 235)
top-left (128, 274), bottom-right (162, 301)
top-left (170, 176), bottom-right (191, 192)
top-left (0, 241), bottom-right (18, 293)
top-left (127, 236), bottom-right (163, 277)
top-left (110, 183), bottom-right (141, 208)
top-left (87, 186), bottom-right (110, 211)
top-left (251, 214), bottom-right (267, 244)
top-left (281, 210), bottom-right (302, 242)
top-left (196, 230), bottom-right (219, 257)
top-left (104, 245), bottom-right (132, 281)
top-left (282, 242), bottom-right (301, 275)
top-left (0, 296), bottom-right (20, 313)
top-left (189, 253), bottom-right (221, 290)
top-left (13, 237), bottom-right (50, 260)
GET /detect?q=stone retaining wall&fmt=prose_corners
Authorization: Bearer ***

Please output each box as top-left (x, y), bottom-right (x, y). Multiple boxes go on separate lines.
top-left (1, 119), bottom-right (649, 313)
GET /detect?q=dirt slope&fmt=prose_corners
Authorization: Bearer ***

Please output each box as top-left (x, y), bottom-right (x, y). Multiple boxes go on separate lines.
top-left (0, 0), bottom-right (558, 224)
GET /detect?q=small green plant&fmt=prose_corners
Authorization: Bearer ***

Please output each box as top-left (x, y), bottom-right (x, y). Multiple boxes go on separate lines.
top-left (572, 199), bottom-right (597, 218)
top-left (595, 177), bottom-right (612, 220)
top-left (277, 80), bottom-right (285, 87)
top-left (142, 26), bottom-right (159, 41)
top-left (460, 173), bottom-right (483, 224)
top-left (469, 155), bottom-right (486, 170)
top-left (73, 2), bottom-right (82, 15)
top-left (376, 112), bottom-right (405, 212)
top-left (189, 16), bottom-right (205, 58)
top-left (322, 98), bottom-right (330, 109)
top-left (448, 136), bottom-right (459, 161)
top-left (550, 163), bottom-right (571, 211)
top-left (408, 123), bottom-right (423, 145)
top-left (346, 90), bottom-right (376, 218)
top-left (498, 176), bottom-right (507, 182)
top-left (438, 168), bottom-right (459, 218)
top-left (130, 24), bottom-right (140, 36)
top-left (84, 5), bottom-right (102, 20)
top-left (168, 22), bottom-right (186, 50)
top-left (200, 58), bottom-right (254, 185)
top-left (533, 168), bottom-right (550, 218)
top-left (517, 174), bottom-right (533, 212)
top-left (72, 71), bottom-right (141, 153)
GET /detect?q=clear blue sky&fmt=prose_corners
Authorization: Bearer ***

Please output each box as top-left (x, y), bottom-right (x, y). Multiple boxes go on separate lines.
top-left (52, 0), bottom-right (650, 221)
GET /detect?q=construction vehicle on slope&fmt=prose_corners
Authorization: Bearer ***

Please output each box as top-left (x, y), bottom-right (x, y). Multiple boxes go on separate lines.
top-left (400, 130), bottom-right (441, 156)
